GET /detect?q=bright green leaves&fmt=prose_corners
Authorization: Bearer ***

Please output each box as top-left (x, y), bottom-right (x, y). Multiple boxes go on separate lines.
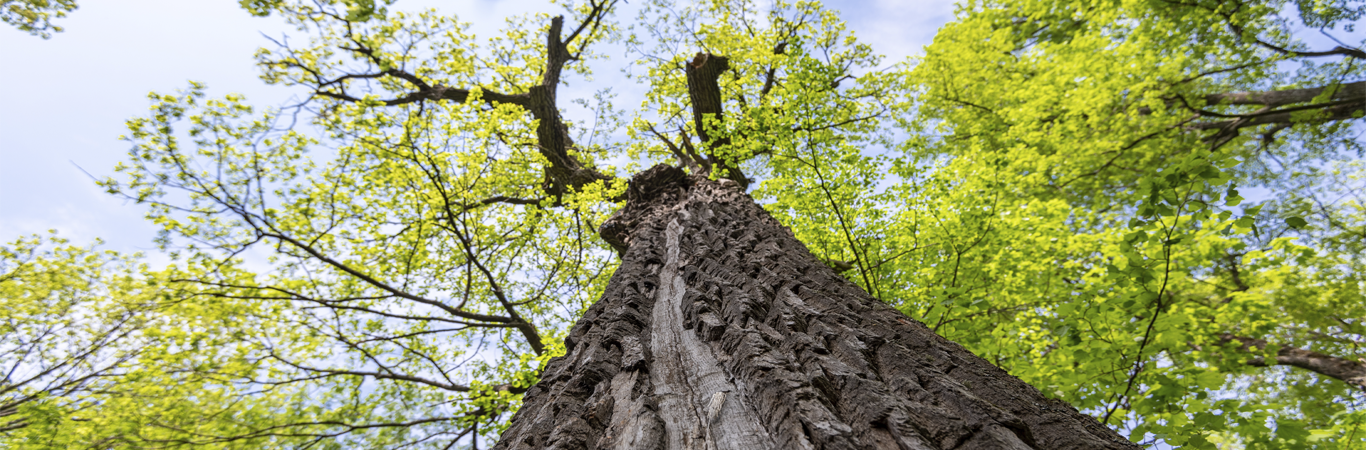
top-left (1284, 216), bottom-right (1308, 229)
top-left (96, 1), bottom-right (637, 444)
top-left (903, 0), bottom-right (1366, 447)
top-left (625, 0), bottom-right (893, 180)
top-left (102, 70), bottom-right (620, 446)
top-left (254, 4), bottom-right (483, 103)
top-left (0, 235), bottom-right (296, 448)
top-left (1, 0), bottom-right (77, 38)
top-left (0, 235), bottom-right (151, 443)
top-left (101, 83), bottom-right (315, 253)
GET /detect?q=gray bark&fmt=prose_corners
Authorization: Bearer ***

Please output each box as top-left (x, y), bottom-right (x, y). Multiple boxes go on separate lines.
top-left (1187, 80), bottom-right (1366, 136)
top-left (493, 165), bottom-right (1138, 450)
top-left (1205, 80), bottom-right (1365, 107)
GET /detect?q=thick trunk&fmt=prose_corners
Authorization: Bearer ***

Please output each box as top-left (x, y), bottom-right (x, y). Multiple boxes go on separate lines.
top-left (494, 166), bottom-right (1137, 450)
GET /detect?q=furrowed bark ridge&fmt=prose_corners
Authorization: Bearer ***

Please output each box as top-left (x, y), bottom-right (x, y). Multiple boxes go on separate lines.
top-left (494, 165), bottom-right (1138, 450)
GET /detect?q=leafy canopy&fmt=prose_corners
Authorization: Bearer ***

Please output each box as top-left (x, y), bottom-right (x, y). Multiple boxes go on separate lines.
top-left (3, 0), bottom-right (1365, 448)
top-left (68, 0), bottom-right (905, 447)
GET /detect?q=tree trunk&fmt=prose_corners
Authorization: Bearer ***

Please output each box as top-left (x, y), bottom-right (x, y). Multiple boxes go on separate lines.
top-left (493, 165), bottom-right (1139, 450)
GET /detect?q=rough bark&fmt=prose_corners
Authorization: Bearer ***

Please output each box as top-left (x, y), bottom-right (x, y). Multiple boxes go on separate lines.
top-left (493, 165), bottom-right (1138, 450)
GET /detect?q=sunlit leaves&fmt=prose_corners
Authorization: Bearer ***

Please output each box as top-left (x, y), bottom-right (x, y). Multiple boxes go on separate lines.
top-left (15, 0), bottom-right (1366, 448)
top-left (0, 235), bottom-right (311, 448)
top-left (1, 0), bottom-right (77, 38)
top-left (903, 0), bottom-right (1366, 447)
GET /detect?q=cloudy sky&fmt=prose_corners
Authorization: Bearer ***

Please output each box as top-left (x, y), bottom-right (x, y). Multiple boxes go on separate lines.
top-left (0, 0), bottom-right (955, 257)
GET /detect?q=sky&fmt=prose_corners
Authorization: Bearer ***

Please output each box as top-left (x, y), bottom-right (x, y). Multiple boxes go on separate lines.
top-left (0, 0), bottom-right (954, 258)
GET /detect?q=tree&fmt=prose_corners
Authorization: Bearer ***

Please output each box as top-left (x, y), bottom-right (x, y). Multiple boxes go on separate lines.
top-left (0, 235), bottom-right (300, 448)
top-left (881, 0), bottom-right (1366, 447)
top-left (493, 165), bottom-right (1139, 449)
top-left (84, 0), bottom-right (1137, 448)
top-left (9, 0), bottom-right (1361, 448)
top-left (0, 234), bottom-right (146, 439)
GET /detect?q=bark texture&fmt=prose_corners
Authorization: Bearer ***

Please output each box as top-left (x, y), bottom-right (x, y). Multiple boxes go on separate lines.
top-left (493, 165), bottom-right (1138, 450)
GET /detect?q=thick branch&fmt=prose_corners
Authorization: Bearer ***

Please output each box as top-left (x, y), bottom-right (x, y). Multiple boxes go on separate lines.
top-left (759, 41), bottom-right (787, 100)
top-left (1190, 100), bottom-right (1366, 132)
top-left (1222, 334), bottom-right (1366, 391)
top-left (684, 53), bottom-right (750, 188)
top-left (299, 8), bottom-right (617, 200)
top-left (1205, 80), bottom-right (1366, 107)
top-left (525, 15), bottom-right (613, 198)
top-left (685, 52), bottom-right (731, 150)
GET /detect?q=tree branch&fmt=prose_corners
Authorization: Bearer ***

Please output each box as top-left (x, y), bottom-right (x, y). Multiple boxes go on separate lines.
top-left (1222, 334), bottom-right (1366, 391)
top-left (1190, 100), bottom-right (1365, 132)
top-left (646, 123), bottom-right (703, 173)
top-left (686, 52), bottom-right (731, 151)
top-left (684, 52), bottom-right (750, 188)
top-left (280, 8), bottom-right (619, 200)
top-left (1204, 80), bottom-right (1366, 107)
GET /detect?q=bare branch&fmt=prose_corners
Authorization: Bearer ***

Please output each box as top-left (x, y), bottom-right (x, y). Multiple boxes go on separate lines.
top-left (646, 123), bottom-right (702, 173)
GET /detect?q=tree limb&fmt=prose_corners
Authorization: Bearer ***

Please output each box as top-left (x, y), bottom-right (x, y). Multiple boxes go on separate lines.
top-left (684, 52), bottom-right (750, 188)
top-left (283, 5), bottom-right (619, 200)
top-left (1204, 80), bottom-right (1366, 107)
top-left (1222, 334), bottom-right (1366, 391)
top-left (1190, 100), bottom-right (1365, 134)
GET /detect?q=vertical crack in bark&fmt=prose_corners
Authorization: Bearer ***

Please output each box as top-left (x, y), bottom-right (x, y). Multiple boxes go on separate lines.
top-left (650, 214), bottom-right (777, 449)
top-left (653, 216), bottom-right (709, 449)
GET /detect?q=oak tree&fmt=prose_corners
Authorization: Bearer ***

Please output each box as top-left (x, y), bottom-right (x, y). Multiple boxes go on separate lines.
top-left (91, 0), bottom-right (1134, 448)
top-left (4, 0), bottom-right (1363, 448)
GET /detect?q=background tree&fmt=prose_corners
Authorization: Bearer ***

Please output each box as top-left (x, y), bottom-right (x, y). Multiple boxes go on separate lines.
top-left (0, 234), bottom-right (145, 440)
top-left (0, 234), bottom-right (307, 448)
top-left (811, 0), bottom-right (1366, 447)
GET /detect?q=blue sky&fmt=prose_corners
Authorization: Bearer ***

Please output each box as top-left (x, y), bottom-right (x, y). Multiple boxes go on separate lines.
top-left (0, 0), bottom-right (954, 257)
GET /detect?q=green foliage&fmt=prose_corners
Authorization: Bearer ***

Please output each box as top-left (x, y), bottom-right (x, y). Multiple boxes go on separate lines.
top-left (857, 0), bottom-right (1366, 447)
top-left (93, 0), bottom-right (625, 443)
top-left (1, 0), bottom-right (76, 38)
top-left (4, 0), bottom-right (1365, 448)
top-left (0, 234), bottom-right (316, 448)
top-left (99, 80), bottom-right (607, 445)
